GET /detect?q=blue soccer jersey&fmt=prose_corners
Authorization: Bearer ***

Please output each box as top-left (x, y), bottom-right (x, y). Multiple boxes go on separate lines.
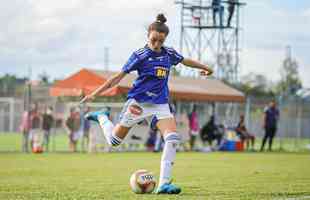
top-left (122, 46), bottom-right (184, 104)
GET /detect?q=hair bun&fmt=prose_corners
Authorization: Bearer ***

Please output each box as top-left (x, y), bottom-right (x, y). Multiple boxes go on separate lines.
top-left (156, 14), bottom-right (167, 24)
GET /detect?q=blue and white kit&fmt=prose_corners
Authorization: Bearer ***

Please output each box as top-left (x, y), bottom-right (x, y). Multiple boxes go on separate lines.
top-left (120, 46), bottom-right (184, 127)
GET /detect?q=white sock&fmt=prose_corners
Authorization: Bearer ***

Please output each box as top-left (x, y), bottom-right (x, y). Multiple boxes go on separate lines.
top-left (98, 115), bottom-right (122, 147)
top-left (159, 132), bottom-right (180, 187)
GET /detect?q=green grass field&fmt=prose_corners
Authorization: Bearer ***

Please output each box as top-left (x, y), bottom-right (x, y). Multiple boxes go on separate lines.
top-left (1, 132), bottom-right (310, 152)
top-left (1, 152), bottom-right (310, 200)
top-left (1, 133), bottom-right (310, 199)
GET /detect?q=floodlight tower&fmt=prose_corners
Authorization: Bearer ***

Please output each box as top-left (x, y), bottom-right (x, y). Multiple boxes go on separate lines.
top-left (175, 0), bottom-right (245, 83)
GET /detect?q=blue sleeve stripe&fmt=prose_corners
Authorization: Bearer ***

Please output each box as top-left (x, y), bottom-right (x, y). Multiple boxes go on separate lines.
top-left (135, 47), bottom-right (147, 55)
top-left (175, 54), bottom-right (183, 59)
top-left (122, 53), bottom-right (140, 73)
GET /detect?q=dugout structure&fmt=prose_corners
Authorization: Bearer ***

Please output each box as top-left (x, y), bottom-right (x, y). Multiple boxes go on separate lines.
top-left (50, 68), bottom-right (245, 102)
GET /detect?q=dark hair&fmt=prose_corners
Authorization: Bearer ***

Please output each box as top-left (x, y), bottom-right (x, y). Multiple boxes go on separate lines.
top-left (148, 14), bottom-right (169, 36)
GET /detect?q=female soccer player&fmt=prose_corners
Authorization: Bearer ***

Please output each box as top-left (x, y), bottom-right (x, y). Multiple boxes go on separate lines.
top-left (82, 14), bottom-right (213, 194)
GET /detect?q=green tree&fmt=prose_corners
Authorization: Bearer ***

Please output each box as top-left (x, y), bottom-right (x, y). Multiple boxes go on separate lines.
top-left (0, 74), bottom-right (17, 96)
top-left (236, 72), bottom-right (275, 97)
top-left (276, 46), bottom-right (302, 96)
top-left (0, 74), bottom-right (28, 97)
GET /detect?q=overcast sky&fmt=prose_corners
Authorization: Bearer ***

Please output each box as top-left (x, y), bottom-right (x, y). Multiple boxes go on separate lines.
top-left (0, 0), bottom-right (309, 87)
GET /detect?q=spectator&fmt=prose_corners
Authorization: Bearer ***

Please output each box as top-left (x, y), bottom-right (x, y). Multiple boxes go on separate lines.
top-left (212, 0), bottom-right (224, 27)
top-left (20, 110), bottom-right (31, 153)
top-left (227, 0), bottom-right (237, 27)
top-left (235, 114), bottom-right (255, 151)
top-left (200, 115), bottom-right (222, 147)
top-left (42, 106), bottom-right (54, 152)
top-left (146, 126), bottom-right (158, 152)
top-left (260, 100), bottom-right (280, 151)
top-left (188, 105), bottom-right (199, 151)
top-left (81, 106), bottom-right (91, 152)
top-left (29, 103), bottom-right (42, 151)
top-left (66, 107), bottom-right (81, 152)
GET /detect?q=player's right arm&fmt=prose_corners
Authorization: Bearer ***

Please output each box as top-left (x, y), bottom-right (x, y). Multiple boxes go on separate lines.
top-left (82, 72), bottom-right (127, 102)
top-left (82, 52), bottom-right (141, 103)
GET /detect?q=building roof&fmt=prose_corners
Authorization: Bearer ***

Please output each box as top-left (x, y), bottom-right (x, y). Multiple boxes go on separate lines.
top-left (50, 68), bottom-right (245, 102)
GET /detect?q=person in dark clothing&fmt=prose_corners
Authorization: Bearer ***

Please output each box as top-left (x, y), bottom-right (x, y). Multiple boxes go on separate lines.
top-left (66, 107), bottom-right (81, 152)
top-left (188, 105), bottom-right (199, 151)
top-left (29, 103), bottom-right (41, 151)
top-left (200, 115), bottom-right (222, 146)
top-left (146, 126), bottom-right (158, 152)
top-left (227, 0), bottom-right (237, 27)
top-left (42, 106), bottom-right (54, 152)
top-left (212, 0), bottom-right (224, 27)
top-left (81, 106), bottom-right (91, 152)
top-left (260, 100), bottom-right (280, 151)
top-left (235, 114), bottom-right (255, 150)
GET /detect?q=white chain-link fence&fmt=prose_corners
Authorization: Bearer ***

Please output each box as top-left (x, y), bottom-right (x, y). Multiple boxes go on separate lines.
top-left (0, 96), bottom-right (309, 152)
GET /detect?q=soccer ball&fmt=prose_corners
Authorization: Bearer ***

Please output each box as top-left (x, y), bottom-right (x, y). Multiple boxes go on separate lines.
top-left (130, 169), bottom-right (156, 194)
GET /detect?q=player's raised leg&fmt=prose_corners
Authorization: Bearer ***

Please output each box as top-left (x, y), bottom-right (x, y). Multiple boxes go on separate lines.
top-left (155, 117), bottom-right (181, 194)
top-left (85, 99), bottom-right (145, 147)
top-left (85, 110), bottom-right (130, 147)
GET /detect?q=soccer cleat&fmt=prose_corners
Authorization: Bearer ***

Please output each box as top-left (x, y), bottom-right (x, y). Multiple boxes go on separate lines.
top-left (155, 183), bottom-right (181, 194)
top-left (84, 110), bottom-right (109, 123)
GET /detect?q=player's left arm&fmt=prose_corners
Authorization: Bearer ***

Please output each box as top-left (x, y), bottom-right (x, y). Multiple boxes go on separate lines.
top-left (181, 58), bottom-right (213, 76)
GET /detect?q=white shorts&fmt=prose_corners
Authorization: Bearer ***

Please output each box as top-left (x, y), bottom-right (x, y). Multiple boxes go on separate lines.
top-left (119, 99), bottom-right (174, 128)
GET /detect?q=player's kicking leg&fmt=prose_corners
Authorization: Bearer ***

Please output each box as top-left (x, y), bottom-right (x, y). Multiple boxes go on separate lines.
top-left (85, 110), bottom-right (128, 147)
top-left (84, 100), bottom-right (144, 147)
